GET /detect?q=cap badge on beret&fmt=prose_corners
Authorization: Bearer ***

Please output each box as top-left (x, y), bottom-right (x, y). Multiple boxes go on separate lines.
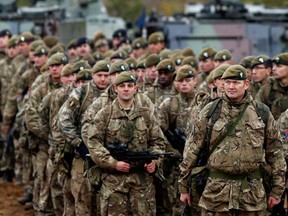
top-left (222, 55), bottom-right (226, 60)
top-left (107, 64), bottom-right (110, 69)
top-left (176, 59), bottom-right (181, 65)
top-left (167, 64), bottom-right (172, 70)
top-left (79, 66), bottom-right (84, 71)
top-left (62, 56), bottom-right (68, 63)
top-left (20, 36), bottom-right (25, 42)
top-left (129, 74), bottom-right (135, 80)
top-left (136, 43), bottom-right (140, 48)
top-left (85, 73), bottom-right (90, 79)
top-left (120, 65), bottom-right (126, 71)
top-left (258, 57), bottom-right (264, 63)
top-left (189, 70), bottom-right (193, 75)
top-left (130, 63), bottom-right (134, 68)
top-left (119, 52), bottom-right (123, 58)
top-left (275, 57), bottom-right (280, 63)
top-left (41, 48), bottom-right (45, 54)
top-left (239, 71), bottom-right (244, 79)
top-left (203, 52), bottom-right (208, 58)
top-left (157, 36), bottom-right (161, 41)
top-left (190, 61), bottom-right (195, 66)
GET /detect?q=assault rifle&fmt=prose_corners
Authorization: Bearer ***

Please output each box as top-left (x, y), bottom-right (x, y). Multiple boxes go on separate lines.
top-left (107, 141), bottom-right (173, 169)
top-left (164, 127), bottom-right (186, 154)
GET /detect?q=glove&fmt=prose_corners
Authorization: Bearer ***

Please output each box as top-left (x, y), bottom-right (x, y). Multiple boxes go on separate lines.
top-left (76, 142), bottom-right (89, 159)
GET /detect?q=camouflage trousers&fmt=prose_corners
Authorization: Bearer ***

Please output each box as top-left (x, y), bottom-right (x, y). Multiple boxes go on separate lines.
top-left (22, 149), bottom-right (33, 185)
top-left (46, 158), bottom-right (64, 216)
top-left (99, 172), bottom-right (156, 216)
top-left (201, 209), bottom-right (267, 216)
top-left (63, 175), bottom-right (75, 216)
top-left (32, 149), bottom-right (53, 215)
top-left (71, 157), bottom-right (91, 216)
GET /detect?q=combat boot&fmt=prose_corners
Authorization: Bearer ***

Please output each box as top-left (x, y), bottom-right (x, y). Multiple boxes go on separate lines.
top-left (18, 187), bottom-right (33, 205)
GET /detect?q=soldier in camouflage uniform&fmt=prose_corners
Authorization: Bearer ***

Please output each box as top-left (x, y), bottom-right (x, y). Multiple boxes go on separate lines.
top-left (145, 59), bottom-right (176, 106)
top-left (157, 65), bottom-right (198, 215)
top-left (148, 31), bottom-right (166, 54)
top-left (58, 59), bottom-right (110, 216)
top-left (249, 55), bottom-right (272, 98)
top-left (213, 49), bottom-right (233, 68)
top-left (256, 52), bottom-right (288, 120)
top-left (130, 37), bottom-right (148, 59)
top-left (179, 65), bottom-right (286, 216)
top-left (25, 52), bottom-right (67, 215)
top-left (142, 54), bottom-right (161, 92)
top-left (87, 71), bottom-right (166, 216)
top-left (239, 56), bottom-right (254, 82)
top-left (197, 47), bottom-right (217, 91)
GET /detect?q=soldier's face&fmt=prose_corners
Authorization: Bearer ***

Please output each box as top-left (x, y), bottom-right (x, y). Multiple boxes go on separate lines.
top-left (132, 47), bottom-right (146, 58)
top-left (0, 36), bottom-right (9, 48)
top-left (76, 43), bottom-right (91, 57)
top-left (200, 58), bottom-right (215, 74)
top-left (7, 47), bottom-right (18, 58)
top-left (49, 64), bottom-right (64, 79)
top-left (92, 72), bottom-right (110, 90)
top-left (115, 82), bottom-right (137, 102)
top-left (19, 42), bottom-right (29, 55)
top-left (68, 48), bottom-right (77, 60)
top-left (272, 64), bottom-right (288, 80)
top-left (158, 70), bottom-right (173, 86)
top-left (137, 68), bottom-right (145, 82)
top-left (34, 55), bottom-right (47, 68)
top-left (148, 42), bottom-right (164, 54)
top-left (252, 65), bottom-right (270, 83)
top-left (61, 73), bottom-right (76, 86)
top-left (179, 77), bottom-right (197, 93)
top-left (224, 79), bottom-right (249, 102)
top-left (146, 65), bottom-right (158, 81)
top-left (213, 77), bottom-right (225, 92)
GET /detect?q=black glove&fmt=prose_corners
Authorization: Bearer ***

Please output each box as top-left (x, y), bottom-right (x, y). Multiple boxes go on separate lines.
top-left (76, 142), bottom-right (89, 159)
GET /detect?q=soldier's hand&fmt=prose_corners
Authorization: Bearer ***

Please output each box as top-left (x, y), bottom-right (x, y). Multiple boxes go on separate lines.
top-left (145, 160), bottom-right (156, 173)
top-left (115, 161), bottom-right (130, 173)
top-left (268, 196), bottom-right (280, 209)
top-left (180, 193), bottom-right (191, 206)
top-left (1, 124), bottom-right (10, 135)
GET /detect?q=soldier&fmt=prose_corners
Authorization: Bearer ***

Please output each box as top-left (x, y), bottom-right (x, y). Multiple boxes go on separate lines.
top-left (112, 29), bottom-right (126, 50)
top-left (87, 71), bottom-right (166, 215)
top-left (58, 59), bottom-right (110, 216)
top-left (213, 49), bottom-right (233, 68)
top-left (25, 52), bottom-right (67, 215)
top-left (75, 36), bottom-right (92, 59)
top-left (250, 55), bottom-right (272, 98)
top-left (197, 47), bottom-right (217, 91)
top-left (142, 53), bottom-right (161, 91)
top-left (110, 50), bottom-right (127, 63)
top-left (148, 31), bottom-right (166, 54)
top-left (125, 57), bottom-right (138, 80)
top-left (256, 52), bottom-right (288, 120)
top-left (157, 65), bottom-right (198, 215)
top-left (179, 65), bottom-right (286, 215)
top-left (67, 39), bottom-right (77, 62)
top-left (135, 59), bottom-right (146, 88)
top-left (145, 58), bottom-right (176, 106)
top-left (239, 55), bottom-right (254, 82)
top-left (94, 39), bottom-right (109, 54)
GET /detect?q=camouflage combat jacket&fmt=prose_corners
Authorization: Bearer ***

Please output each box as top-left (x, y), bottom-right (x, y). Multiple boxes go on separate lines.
top-left (256, 77), bottom-right (288, 120)
top-left (87, 98), bottom-right (166, 170)
top-left (144, 81), bottom-right (174, 105)
top-left (179, 92), bottom-right (286, 212)
top-left (81, 85), bottom-right (154, 145)
top-left (58, 80), bottom-right (104, 148)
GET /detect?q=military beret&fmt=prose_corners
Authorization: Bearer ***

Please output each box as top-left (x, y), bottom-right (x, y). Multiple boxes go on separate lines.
top-left (19, 32), bottom-right (34, 43)
top-left (172, 55), bottom-right (185, 66)
top-left (92, 51), bottom-right (105, 61)
top-left (198, 47), bottom-right (217, 61)
top-left (92, 60), bottom-right (110, 73)
top-left (175, 65), bottom-right (196, 81)
top-left (114, 71), bottom-right (136, 86)
top-left (182, 47), bottom-right (195, 57)
top-left (207, 71), bottom-right (214, 84)
top-left (222, 65), bottom-right (247, 80)
top-left (83, 54), bottom-right (96, 67)
top-left (125, 58), bottom-right (137, 70)
top-left (0, 29), bottom-right (12, 38)
top-left (67, 39), bottom-right (77, 49)
top-left (145, 54), bottom-right (161, 68)
top-left (211, 64), bottom-right (230, 81)
top-left (109, 60), bottom-right (129, 74)
top-left (93, 31), bottom-right (106, 42)
top-left (119, 45), bottom-right (132, 55)
top-left (95, 39), bottom-right (108, 48)
top-left (76, 36), bottom-right (90, 47)
top-left (159, 49), bottom-right (172, 60)
top-left (136, 59), bottom-right (146, 69)
top-left (214, 49), bottom-right (232, 61)
top-left (71, 60), bottom-right (91, 73)
top-left (47, 45), bottom-right (65, 57)
top-left (239, 56), bottom-right (254, 69)
top-left (181, 56), bottom-right (199, 68)
top-left (46, 53), bottom-right (68, 67)
top-left (132, 37), bottom-right (148, 49)
top-left (110, 50), bottom-right (127, 60)
top-left (76, 69), bottom-right (93, 82)
top-left (43, 35), bottom-right (59, 48)
top-left (104, 50), bottom-right (113, 58)
top-left (157, 59), bottom-right (175, 73)
top-left (148, 32), bottom-right (164, 44)
top-left (251, 55), bottom-right (271, 68)
top-left (61, 63), bottom-right (73, 77)
top-left (7, 36), bottom-right (19, 48)
top-left (34, 45), bottom-right (49, 56)
top-left (112, 29), bottom-right (126, 39)
top-left (29, 40), bottom-right (45, 51)
top-left (272, 53), bottom-right (288, 65)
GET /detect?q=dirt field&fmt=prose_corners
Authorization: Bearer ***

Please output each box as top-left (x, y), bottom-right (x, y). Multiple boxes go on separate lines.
top-left (0, 179), bottom-right (34, 216)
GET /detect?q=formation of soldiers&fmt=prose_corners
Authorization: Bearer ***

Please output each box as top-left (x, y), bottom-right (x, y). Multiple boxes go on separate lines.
top-left (0, 27), bottom-right (287, 216)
